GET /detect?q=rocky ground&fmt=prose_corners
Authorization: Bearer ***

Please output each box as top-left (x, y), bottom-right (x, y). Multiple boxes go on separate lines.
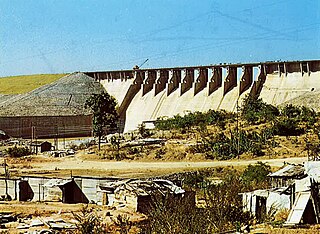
top-left (0, 72), bottom-right (104, 116)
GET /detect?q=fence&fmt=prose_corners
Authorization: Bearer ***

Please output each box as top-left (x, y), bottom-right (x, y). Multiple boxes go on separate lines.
top-left (0, 115), bottom-right (92, 138)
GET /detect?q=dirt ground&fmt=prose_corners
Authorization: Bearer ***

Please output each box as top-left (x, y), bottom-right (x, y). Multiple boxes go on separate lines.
top-left (0, 201), bottom-right (144, 233)
top-left (3, 152), bottom-right (307, 178)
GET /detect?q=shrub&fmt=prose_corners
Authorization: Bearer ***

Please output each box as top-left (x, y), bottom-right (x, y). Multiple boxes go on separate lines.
top-left (273, 118), bottom-right (304, 136)
top-left (203, 172), bottom-right (252, 232)
top-left (155, 148), bottom-right (165, 159)
top-left (111, 215), bottom-right (133, 234)
top-left (281, 104), bottom-right (302, 119)
top-left (139, 193), bottom-right (212, 234)
top-left (241, 95), bottom-right (279, 124)
top-left (5, 146), bottom-right (31, 157)
top-left (138, 123), bottom-right (151, 138)
top-left (155, 109), bottom-right (234, 131)
top-left (195, 129), bottom-right (275, 160)
top-left (241, 162), bottom-right (271, 188)
top-left (281, 104), bottom-right (317, 128)
top-left (73, 205), bottom-right (109, 234)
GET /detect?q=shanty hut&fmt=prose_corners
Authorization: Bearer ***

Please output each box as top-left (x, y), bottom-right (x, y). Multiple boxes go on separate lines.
top-left (242, 162), bottom-right (320, 226)
top-left (268, 164), bottom-right (306, 188)
top-left (30, 141), bottom-right (52, 154)
top-left (100, 179), bottom-right (195, 213)
top-left (0, 130), bottom-right (9, 140)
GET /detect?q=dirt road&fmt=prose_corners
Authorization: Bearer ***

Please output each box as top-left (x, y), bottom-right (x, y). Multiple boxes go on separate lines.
top-left (24, 156), bottom-right (307, 178)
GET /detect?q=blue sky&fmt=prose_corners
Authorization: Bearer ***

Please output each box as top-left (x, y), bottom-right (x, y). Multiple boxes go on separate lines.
top-left (1, 0), bottom-right (319, 76)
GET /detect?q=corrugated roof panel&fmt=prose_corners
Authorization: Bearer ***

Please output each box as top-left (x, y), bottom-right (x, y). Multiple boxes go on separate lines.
top-left (286, 191), bottom-right (311, 225)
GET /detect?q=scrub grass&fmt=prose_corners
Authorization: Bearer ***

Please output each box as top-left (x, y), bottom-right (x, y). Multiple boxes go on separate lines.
top-left (0, 73), bottom-right (66, 94)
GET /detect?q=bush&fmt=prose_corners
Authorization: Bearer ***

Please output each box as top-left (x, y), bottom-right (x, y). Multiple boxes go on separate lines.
top-left (138, 123), bottom-right (151, 138)
top-left (241, 162), bottom-right (271, 188)
top-left (203, 172), bottom-right (252, 232)
top-left (281, 104), bottom-right (317, 127)
top-left (139, 194), bottom-right (212, 234)
top-left (194, 129), bottom-right (275, 160)
top-left (273, 118), bottom-right (304, 136)
top-left (155, 109), bottom-right (235, 131)
top-left (241, 95), bottom-right (279, 124)
top-left (5, 146), bottom-right (31, 157)
top-left (73, 205), bottom-right (109, 234)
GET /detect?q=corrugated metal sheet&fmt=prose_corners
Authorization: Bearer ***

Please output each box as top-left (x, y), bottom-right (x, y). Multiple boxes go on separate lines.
top-left (27, 177), bottom-right (50, 201)
top-left (305, 161), bottom-right (320, 183)
top-left (0, 179), bottom-right (17, 199)
top-left (81, 178), bottom-right (110, 204)
top-left (295, 177), bottom-right (311, 192)
top-left (266, 191), bottom-right (290, 212)
top-left (269, 164), bottom-right (305, 178)
top-left (286, 191), bottom-right (311, 225)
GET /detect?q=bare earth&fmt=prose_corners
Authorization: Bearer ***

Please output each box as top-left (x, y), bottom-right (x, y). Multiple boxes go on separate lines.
top-left (12, 155), bottom-right (307, 178)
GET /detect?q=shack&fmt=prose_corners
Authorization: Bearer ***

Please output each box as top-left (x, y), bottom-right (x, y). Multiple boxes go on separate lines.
top-left (1, 175), bottom-right (115, 204)
top-left (0, 130), bottom-right (9, 140)
top-left (99, 179), bottom-right (195, 213)
top-left (30, 141), bottom-right (52, 154)
top-left (242, 162), bottom-right (320, 225)
top-left (44, 178), bottom-right (88, 204)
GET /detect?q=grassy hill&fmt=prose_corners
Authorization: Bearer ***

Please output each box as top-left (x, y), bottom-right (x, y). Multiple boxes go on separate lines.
top-left (0, 72), bottom-right (104, 116)
top-left (0, 74), bottom-right (67, 94)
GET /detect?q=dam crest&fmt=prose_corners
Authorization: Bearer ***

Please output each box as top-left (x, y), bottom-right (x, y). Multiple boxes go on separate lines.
top-left (85, 60), bottom-right (320, 132)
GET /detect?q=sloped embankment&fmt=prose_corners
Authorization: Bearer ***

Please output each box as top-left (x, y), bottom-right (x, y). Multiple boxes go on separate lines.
top-left (280, 90), bottom-right (320, 112)
top-left (0, 72), bottom-right (105, 116)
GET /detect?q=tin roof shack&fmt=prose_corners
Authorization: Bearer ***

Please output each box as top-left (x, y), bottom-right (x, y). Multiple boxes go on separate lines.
top-left (242, 163), bottom-right (320, 226)
top-left (16, 176), bottom-right (116, 204)
top-left (30, 141), bottom-right (52, 154)
top-left (44, 179), bottom-right (88, 204)
top-left (73, 176), bottom-right (115, 205)
top-left (100, 179), bottom-right (195, 214)
top-left (269, 164), bottom-right (306, 188)
top-left (241, 164), bottom-right (307, 223)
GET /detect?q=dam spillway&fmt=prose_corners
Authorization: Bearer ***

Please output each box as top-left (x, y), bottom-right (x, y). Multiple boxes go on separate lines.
top-left (85, 60), bottom-right (320, 132)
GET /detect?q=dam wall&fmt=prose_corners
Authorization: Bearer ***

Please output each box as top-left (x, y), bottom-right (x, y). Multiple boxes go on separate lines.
top-left (85, 60), bottom-right (320, 132)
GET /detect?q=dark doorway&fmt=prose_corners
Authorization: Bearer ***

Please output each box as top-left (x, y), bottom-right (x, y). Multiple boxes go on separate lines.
top-left (19, 180), bottom-right (34, 201)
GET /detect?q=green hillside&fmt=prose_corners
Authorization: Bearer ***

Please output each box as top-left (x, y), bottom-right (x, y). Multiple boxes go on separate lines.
top-left (0, 74), bottom-right (67, 94)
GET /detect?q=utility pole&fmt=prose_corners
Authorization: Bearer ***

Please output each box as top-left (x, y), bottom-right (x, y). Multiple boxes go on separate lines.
top-left (236, 96), bottom-right (240, 160)
top-left (31, 125), bottom-right (34, 153)
top-left (3, 159), bottom-right (9, 197)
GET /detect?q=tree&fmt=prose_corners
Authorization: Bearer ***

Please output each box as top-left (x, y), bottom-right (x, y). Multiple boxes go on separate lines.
top-left (241, 161), bottom-right (271, 189)
top-left (85, 91), bottom-right (118, 150)
top-left (241, 94), bottom-right (279, 124)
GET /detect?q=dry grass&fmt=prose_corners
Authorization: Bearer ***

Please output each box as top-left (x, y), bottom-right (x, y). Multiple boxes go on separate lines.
top-left (0, 201), bottom-right (86, 217)
top-left (254, 224), bottom-right (320, 233)
top-left (0, 73), bottom-right (66, 94)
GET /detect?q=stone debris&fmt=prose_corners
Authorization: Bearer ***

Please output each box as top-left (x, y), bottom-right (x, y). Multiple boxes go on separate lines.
top-left (0, 215), bottom-right (76, 232)
top-left (0, 213), bottom-right (17, 224)
top-left (30, 219), bottom-right (44, 227)
top-left (0, 72), bottom-right (105, 116)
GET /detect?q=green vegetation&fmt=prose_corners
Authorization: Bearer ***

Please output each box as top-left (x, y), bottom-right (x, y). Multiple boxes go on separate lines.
top-left (155, 109), bottom-right (235, 131)
top-left (242, 161), bottom-right (271, 188)
top-left (0, 74), bottom-right (66, 94)
top-left (273, 118), bottom-right (304, 136)
top-left (5, 146), bottom-right (31, 157)
top-left (190, 128), bottom-right (275, 159)
top-left (149, 94), bottom-right (319, 160)
top-left (140, 163), bottom-right (271, 233)
top-left (241, 94), bottom-right (279, 124)
top-left (85, 91), bottom-right (119, 150)
top-left (73, 205), bottom-right (107, 233)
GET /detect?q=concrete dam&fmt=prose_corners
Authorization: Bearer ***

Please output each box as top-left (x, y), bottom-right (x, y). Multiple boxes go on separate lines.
top-left (85, 60), bottom-right (320, 132)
